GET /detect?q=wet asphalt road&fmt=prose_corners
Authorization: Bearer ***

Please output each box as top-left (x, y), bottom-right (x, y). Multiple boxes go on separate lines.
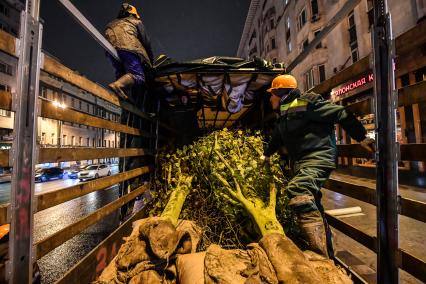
top-left (0, 167), bottom-right (122, 284)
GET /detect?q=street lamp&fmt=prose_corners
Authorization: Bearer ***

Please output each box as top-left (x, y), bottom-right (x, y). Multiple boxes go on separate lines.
top-left (52, 100), bottom-right (67, 109)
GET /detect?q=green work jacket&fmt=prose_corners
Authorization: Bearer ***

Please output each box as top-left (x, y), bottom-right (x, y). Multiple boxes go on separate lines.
top-left (264, 89), bottom-right (367, 169)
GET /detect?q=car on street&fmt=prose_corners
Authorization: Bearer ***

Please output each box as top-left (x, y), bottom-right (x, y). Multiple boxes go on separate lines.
top-left (78, 164), bottom-right (111, 181)
top-left (68, 165), bottom-right (89, 179)
top-left (35, 167), bottom-right (64, 182)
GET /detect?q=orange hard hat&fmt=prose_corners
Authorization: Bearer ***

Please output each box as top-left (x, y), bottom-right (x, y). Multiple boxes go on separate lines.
top-left (120, 3), bottom-right (140, 19)
top-left (267, 74), bottom-right (298, 92)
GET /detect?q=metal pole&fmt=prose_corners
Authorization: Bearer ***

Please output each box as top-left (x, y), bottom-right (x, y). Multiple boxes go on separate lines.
top-left (8, 0), bottom-right (42, 282)
top-left (153, 99), bottom-right (161, 180)
top-left (57, 0), bottom-right (119, 60)
top-left (372, 0), bottom-right (399, 283)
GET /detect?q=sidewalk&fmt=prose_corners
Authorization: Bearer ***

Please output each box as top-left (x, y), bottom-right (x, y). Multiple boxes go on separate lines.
top-left (323, 172), bottom-right (426, 283)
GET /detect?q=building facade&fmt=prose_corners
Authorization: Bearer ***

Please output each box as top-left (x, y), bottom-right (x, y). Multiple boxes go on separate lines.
top-left (238, 0), bottom-right (425, 91)
top-left (0, 0), bottom-right (121, 168)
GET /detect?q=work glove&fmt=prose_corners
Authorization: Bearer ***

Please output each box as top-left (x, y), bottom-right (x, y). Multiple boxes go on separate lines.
top-left (360, 137), bottom-right (375, 153)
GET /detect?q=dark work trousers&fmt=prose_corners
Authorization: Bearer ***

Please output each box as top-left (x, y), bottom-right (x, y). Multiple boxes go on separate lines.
top-left (108, 50), bottom-right (146, 86)
top-left (109, 51), bottom-right (153, 220)
top-left (286, 164), bottom-right (335, 258)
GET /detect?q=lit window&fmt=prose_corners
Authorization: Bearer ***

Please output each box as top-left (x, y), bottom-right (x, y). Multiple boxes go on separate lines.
top-left (304, 69), bottom-right (314, 90)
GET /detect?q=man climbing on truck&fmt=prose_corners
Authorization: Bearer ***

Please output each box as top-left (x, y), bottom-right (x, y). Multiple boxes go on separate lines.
top-left (262, 74), bottom-right (375, 258)
top-left (105, 3), bottom-right (154, 100)
top-left (104, 3), bottom-right (155, 220)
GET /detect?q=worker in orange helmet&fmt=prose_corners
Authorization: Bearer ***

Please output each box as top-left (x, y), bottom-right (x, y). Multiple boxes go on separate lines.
top-left (262, 74), bottom-right (375, 257)
top-left (105, 3), bottom-right (154, 100)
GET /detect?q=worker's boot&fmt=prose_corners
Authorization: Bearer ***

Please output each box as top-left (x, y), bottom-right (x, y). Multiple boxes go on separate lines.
top-left (297, 210), bottom-right (329, 258)
top-left (109, 73), bottom-right (135, 99)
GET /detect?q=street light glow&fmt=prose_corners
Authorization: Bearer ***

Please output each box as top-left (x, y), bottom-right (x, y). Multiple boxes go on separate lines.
top-left (52, 100), bottom-right (67, 109)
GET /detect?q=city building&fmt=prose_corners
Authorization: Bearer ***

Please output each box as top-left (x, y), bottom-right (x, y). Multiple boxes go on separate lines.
top-left (0, 0), bottom-right (23, 37)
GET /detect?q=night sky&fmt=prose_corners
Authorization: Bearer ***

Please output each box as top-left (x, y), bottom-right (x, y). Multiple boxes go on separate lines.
top-left (40, 1), bottom-right (250, 86)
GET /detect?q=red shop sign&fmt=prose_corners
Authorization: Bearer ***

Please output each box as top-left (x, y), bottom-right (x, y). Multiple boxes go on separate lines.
top-left (331, 73), bottom-right (374, 97)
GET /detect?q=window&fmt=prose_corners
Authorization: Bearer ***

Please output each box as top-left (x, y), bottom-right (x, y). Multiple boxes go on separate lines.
top-left (79, 101), bottom-right (82, 110)
top-left (79, 137), bottom-right (82, 146)
top-left (71, 136), bottom-right (75, 146)
top-left (400, 74), bottom-right (410, 87)
top-left (304, 69), bottom-right (314, 90)
top-left (0, 4), bottom-right (10, 17)
top-left (0, 60), bottom-right (12, 75)
top-left (270, 18), bottom-right (274, 30)
top-left (302, 39), bottom-right (309, 50)
top-left (93, 138), bottom-right (96, 147)
top-left (271, 37), bottom-right (276, 49)
top-left (87, 104), bottom-right (90, 113)
top-left (286, 17), bottom-right (292, 53)
top-left (41, 86), bottom-right (47, 98)
top-left (351, 49), bottom-right (359, 62)
top-left (287, 40), bottom-right (292, 53)
top-left (318, 64), bottom-right (326, 82)
top-left (71, 98), bottom-right (75, 108)
top-left (348, 11), bottom-right (359, 63)
top-left (414, 66), bottom-right (426, 83)
top-left (367, 0), bottom-right (374, 29)
top-left (311, 0), bottom-right (319, 18)
top-left (41, 133), bottom-right (46, 144)
top-left (51, 133), bottom-right (55, 145)
top-left (86, 137), bottom-right (90, 146)
top-left (314, 30), bottom-right (322, 48)
top-left (103, 140), bottom-right (106, 147)
top-left (298, 8), bottom-right (307, 30)
top-left (63, 135), bottom-right (67, 146)
top-left (0, 84), bottom-right (10, 92)
top-left (0, 109), bottom-right (10, 117)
